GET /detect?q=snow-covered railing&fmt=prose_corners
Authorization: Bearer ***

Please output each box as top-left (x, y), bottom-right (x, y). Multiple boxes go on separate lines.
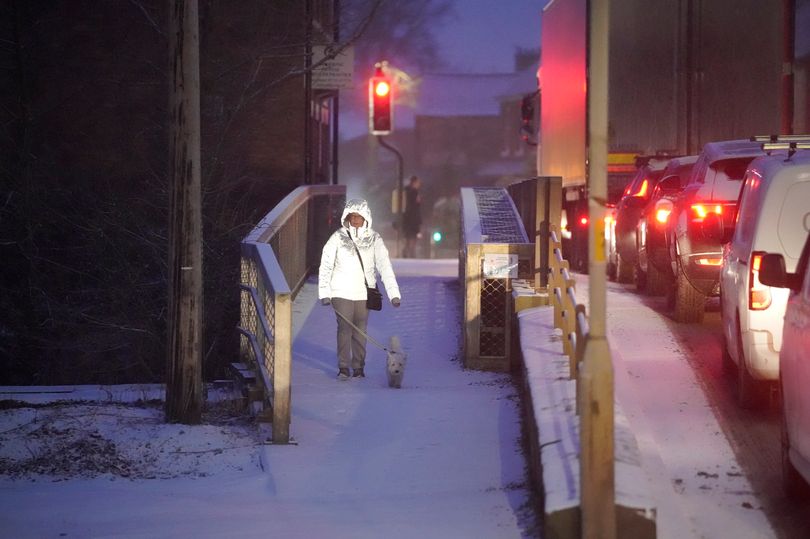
top-left (239, 184), bottom-right (345, 443)
top-left (548, 226), bottom-right (589, 375)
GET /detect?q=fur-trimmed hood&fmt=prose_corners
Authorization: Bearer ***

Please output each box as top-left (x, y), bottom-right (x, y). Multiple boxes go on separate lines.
top-left (341, 198), bottom-right (373, 241)
top-left (318, 198), bottom-right (400, 302)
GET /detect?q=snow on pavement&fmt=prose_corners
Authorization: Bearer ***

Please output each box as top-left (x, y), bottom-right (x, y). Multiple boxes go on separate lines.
top-left (0, 259), bottom-right (537, 539)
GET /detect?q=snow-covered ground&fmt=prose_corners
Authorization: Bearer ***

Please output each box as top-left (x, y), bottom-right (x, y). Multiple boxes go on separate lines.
top-left (0, 259), bottom-right (783, 539)
top-left (0, 259), bottom-right (537, 538)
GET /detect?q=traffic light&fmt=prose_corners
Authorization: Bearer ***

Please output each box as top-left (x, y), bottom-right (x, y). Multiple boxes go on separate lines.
top-left (431, 230), bottom-right (443, 243)
top-left (369, 66), bottom-right (392, 135)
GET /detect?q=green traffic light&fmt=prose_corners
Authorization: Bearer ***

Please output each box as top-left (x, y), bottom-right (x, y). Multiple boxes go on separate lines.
top-left (432, 231), bottom-right (442, 243)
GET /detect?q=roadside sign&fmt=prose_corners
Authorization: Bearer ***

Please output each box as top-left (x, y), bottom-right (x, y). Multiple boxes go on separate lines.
top-left (312, 45), bottom-right (354, 90)
top-left (483, 254), bottom-right (518, 279)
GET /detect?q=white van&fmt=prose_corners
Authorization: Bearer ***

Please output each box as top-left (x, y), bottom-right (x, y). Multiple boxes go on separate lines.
top-left (719, 143), bottom-right (810, 409)
top-left (760, 230), bottom-right (810, 496)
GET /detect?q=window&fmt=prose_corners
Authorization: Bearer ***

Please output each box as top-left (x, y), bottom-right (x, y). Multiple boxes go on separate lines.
top-left (732, 170), bottom-right (763, 249)
top-left (710, 158), bottom-right (754, 200)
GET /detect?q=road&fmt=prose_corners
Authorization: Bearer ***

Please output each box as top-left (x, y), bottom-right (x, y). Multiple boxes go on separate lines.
top-left (663, 301), bottom-right (810, 539)
top-left (591, 275), bottom-right (810, 539)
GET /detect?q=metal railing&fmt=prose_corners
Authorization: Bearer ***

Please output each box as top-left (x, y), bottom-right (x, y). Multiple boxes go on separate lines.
top-left (239, 184), bottom-right (345, 443)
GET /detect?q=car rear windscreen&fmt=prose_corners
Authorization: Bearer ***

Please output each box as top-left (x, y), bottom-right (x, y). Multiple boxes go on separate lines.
top-left (710, 158), bottom-right (755, 200)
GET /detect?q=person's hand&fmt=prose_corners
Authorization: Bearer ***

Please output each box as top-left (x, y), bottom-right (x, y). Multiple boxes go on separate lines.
top-left (391, 298), bottom-right (401, 308)
top-left (321, 298), bottom-right (331, 306)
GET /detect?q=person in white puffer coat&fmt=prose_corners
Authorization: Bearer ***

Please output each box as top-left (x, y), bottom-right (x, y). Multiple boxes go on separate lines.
top-left (319, 199), bottom-right (401, 380)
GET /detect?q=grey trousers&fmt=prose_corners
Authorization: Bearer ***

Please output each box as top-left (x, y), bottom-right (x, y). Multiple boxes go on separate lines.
top-left (331, 297), bottom-right (369, 370)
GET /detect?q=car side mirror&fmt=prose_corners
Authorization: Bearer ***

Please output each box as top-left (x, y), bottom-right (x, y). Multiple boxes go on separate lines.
top-left (702, 213), bottom-right (725, 241)
top-left (759, 253), bottom-right (800, 290)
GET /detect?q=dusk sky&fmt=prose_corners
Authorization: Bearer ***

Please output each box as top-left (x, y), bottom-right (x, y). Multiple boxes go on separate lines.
top-left (438, 0), bottom-right (542, 73)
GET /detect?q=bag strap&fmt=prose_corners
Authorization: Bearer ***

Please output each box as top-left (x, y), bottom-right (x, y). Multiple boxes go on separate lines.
top-left (346, 231), bottom-right (373, 288)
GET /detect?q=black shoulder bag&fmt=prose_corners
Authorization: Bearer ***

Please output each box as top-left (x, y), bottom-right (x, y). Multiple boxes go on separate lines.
top-left (349, 234), bottom-right (383, 311)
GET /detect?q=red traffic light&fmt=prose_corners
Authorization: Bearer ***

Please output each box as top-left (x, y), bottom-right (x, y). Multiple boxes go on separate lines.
top-left (369, 68), bottom-right (392, 135)
top-left (374, 80), bottom-right (390, 97)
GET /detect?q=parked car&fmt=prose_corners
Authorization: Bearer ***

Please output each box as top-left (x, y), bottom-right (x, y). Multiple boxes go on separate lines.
top-left (637, 155), bottom-right (698, 294)
top-left (719, 143), bottom-right (810, 408)
top-left (759, 212), bottom-right (810, 496)
top-left (611, 155), bottom-right (673, 284)
top-left (665, 139), bottom-right (771, 323)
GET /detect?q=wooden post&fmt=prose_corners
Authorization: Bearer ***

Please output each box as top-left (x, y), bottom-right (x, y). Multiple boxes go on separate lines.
top-left (578, 337), bottom-right (615, 539)
top-left (464, 243), bottom-right (482, 368)
top-left (166, 0), bottom-right (203, 424)
top-left (534, 179), bottom-right (545, 290)
top-left (272, 292), bottom-right (293, 443)
top-left (581, 0), bottom-right (615, 537)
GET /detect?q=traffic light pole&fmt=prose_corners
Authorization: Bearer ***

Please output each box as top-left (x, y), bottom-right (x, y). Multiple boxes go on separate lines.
top-left (377, 136), bottom-right (404, 256)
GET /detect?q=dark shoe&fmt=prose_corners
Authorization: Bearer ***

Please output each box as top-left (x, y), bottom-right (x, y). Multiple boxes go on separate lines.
top-left (337, 368), bottom-right (350, 380)
top-left (352, 368), bottom-right (365, 378)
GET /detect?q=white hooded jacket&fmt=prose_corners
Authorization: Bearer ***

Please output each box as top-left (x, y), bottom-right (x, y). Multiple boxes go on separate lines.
top-left (318, 199), bottom-right (401, 302)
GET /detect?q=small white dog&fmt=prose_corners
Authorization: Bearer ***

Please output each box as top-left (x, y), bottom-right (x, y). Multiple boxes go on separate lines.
top-left (386, 336), bottom-right (407, 389)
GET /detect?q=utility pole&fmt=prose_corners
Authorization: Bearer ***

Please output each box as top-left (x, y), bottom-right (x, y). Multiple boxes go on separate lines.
top-left (580, 0), bottom-right (616, 538)
top-left (166, 0), bottom-right (203, 424)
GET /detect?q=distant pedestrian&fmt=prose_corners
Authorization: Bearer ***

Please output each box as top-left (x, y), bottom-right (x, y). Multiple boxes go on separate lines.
top-left (402, 175), bottom-right (422, 258)
top-left (319, 199), bottom-right (401, 380)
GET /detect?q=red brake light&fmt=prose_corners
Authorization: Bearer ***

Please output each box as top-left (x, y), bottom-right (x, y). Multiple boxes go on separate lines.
top-left (749, 252), bottom-right (772, 310)
top-left (690, 204), bottom-right (723, 220)
top-left (579, 216), bottom-right (589, 226)
top-left (655, 208), bottom-right (671, 224)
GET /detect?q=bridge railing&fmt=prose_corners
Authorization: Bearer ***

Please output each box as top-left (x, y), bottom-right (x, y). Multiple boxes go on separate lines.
top-left (239, 184), bottom-right (345, 443)
top-left (459, 187), bottom-right (535, 371)
top-left (547, 227), bottom-right (589, 378)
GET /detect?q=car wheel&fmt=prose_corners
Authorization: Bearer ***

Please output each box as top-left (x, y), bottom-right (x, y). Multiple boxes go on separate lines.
top-left (736, 323), bottom-right (764, 409)
top-left (607, 261), bottom-right (617, 281)
top-left (645, 262), bottom-right (667, 296)
top-left (782, 388), bottom-right (808, 498)
top-left (673, 264), bottom-right (705, 323)
top-left (616, 254), bottom-right (634, 284)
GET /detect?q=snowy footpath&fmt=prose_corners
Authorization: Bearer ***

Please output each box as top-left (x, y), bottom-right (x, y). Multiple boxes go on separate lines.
top-left (0, 259), bottom-right (537, 538)
top-left (0, 259), bottom-right (777, 539)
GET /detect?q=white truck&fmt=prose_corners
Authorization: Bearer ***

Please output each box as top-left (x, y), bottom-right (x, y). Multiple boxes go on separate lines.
top-left (537, 0), bottom-right (785, 270)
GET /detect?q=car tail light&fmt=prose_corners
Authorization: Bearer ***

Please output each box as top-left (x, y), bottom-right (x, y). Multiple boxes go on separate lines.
top-left (690, 203), bottom-right (723, 221)
top-left (689, 202), bottom-right (737, 224)
top-left (632, 179), bottom-right (649, 198)
top-left (653, 198), bottom-right (674, 227)
top-left (749, 252), bottom-right (772, 310)
top-left (579, 216), bottom-right (589, 226)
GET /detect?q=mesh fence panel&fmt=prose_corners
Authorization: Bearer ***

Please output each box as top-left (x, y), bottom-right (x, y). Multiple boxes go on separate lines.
top-left (474, 188), bottom-right (528, 243)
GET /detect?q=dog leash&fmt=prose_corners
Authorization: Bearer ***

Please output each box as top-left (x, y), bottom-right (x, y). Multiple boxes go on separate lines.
top-left (333, 308), bottom-right (391, 353)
